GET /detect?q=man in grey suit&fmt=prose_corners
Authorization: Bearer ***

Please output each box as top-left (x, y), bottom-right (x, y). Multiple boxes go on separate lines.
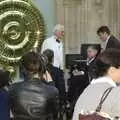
top-left (97, 26), bottom-right (120, 50)
top-left (72, 49), bottom-right (120, 120)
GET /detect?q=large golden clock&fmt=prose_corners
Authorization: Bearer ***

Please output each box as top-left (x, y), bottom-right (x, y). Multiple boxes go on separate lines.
top-left (0, 0), bottom-right (45, 66)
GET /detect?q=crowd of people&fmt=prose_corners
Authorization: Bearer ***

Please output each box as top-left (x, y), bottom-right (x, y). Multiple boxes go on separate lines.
top-left (0, 25), bottom-right (120, 120)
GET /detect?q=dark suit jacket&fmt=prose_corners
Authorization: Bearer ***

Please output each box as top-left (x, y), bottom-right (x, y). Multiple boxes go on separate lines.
top-left (67, 63), bottom-right (89, 103)
top-left (106, 35), bottom-right (120, 49)
top-left (47, 64), bottom-right (66, 103)
top-left (87, 58), bottom-right (98, 81)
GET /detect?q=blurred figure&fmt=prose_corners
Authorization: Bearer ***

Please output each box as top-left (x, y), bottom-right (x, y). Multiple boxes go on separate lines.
top-left (73, 49), bottom-right (120, 120)
top-left (43, 49), bottom-right (66, 104)
top-left (87, 45), bottom-right (99, 81)
top-left (41, 24), bottom-right (64, 70)
top-left (67, 62), bottom-right (89, 119)
top-left (0, 68), bottom-right (10, 120)
top-left (10, 52), bottom-right (59, 120)
top-left (20, 51), bottom-right (53, 85)
top-left (97, 26), bottom-right (120, 50)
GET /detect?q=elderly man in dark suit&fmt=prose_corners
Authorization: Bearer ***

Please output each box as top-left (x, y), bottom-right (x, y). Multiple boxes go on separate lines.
top-left (97, 26), bottom-right (120, 50)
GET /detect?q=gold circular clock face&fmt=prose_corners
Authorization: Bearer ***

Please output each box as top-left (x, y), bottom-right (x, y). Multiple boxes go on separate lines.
top-left (0, 0), bottom-right (45, 65)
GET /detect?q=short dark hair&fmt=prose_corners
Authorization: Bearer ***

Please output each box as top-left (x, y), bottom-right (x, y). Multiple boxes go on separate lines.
top-left (22, 52), bottom-right (40, 73)
top-left (96, 49), bottom-right (120, 77)
top-left (97, 26), bottom-right (111, 35)
top-left (43, 49), bottom-right (54, 64)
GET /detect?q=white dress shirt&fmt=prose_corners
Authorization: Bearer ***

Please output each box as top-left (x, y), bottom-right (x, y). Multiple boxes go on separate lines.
top-left (86, 57), bottom-right (95, 66)
top-left (102, 35), bottom-right (111, 50)
top-left (41, 36), bottom-right (64, 69)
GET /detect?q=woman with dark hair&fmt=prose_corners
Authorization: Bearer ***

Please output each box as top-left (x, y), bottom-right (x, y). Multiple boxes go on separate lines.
top-left (73, 49), bottom-right (120, 120)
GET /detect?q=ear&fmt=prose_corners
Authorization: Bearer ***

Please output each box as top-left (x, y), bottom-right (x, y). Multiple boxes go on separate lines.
top-left (108, 66), bottom-right (116, 74)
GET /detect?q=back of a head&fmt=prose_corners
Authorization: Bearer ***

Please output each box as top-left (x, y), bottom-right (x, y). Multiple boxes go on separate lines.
top-left (97, 26), bottom-right (111, 35)
top-left (43, 49), bottom-right (54, 64)
top-left (96, 48), bottom-right (120, 77)
top-left (22, 51), bottom-right (41, 75)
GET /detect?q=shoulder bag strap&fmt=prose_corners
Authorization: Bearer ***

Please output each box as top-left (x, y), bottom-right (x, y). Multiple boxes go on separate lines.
top-left (96, 87), bottom-right (113, 112)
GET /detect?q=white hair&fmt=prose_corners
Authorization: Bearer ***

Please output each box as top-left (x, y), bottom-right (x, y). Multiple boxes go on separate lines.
top-left (53, 24), bottom-right (64, 35)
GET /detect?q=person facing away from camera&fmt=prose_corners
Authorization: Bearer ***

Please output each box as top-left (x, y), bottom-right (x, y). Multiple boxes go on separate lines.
top-left (43, 49), bottom-right (66, 105)
top-left (9, 51), bottom-right (59, 120)
top-left (73, 49), bottom-right (120, 120)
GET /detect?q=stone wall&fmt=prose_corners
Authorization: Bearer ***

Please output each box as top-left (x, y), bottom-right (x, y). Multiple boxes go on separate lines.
top-left (56, 0), bottom-right (120, 54)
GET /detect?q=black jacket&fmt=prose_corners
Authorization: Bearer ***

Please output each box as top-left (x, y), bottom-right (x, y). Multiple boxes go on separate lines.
top-left (47, 64), bottom-right (66, 104)
top-left (106, 35), bottom-right (120, 49)
top-left (87, 58), bottom-right (98, 81)
top-left (9, 79), bottom-right (59, 120)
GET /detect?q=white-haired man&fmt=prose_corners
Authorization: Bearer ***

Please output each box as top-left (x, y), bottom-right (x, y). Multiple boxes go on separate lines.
top-left (41, 24), bottom-right (64, 70)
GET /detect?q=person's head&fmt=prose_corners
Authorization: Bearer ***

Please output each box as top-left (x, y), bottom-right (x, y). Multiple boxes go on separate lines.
top-left (53, 24), bottom-right (64, 39)
top-left (43, 49), bottom-right (54, 64)
top-left (0, 68), bottom-right (10, 88)
top-left (96, 49), bottom-right (120, 83)
top-left (22, 51), bottom-right (41, 75)
top-left (87, 45), bottom-right (98, 59)
top-left (97, 26), bottom-right (111, 41)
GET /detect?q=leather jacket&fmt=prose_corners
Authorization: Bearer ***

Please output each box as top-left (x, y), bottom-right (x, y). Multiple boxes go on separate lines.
top-left (9, 79), bottom-right (59, 120)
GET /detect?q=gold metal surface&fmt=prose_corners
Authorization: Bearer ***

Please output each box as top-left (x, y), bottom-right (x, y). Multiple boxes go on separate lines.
top-left (0, 0), bottom-right (45, 65)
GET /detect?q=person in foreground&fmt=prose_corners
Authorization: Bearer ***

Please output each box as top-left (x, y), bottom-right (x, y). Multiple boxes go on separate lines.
top-left (72, 49), bottom-right (120, 120)
top-left (9, 51), bottom-right (59, 120)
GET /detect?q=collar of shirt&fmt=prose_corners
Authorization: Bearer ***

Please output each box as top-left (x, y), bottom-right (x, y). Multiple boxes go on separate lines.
top-left (87, 57), bottom-right (95, 65)
top-left (105, 35), bottom-right (111, 47)
top-left (101, 35), bottom-right (111, 50)
top-left (91, 76), bottom-right (116, 87)
top-left (53, 35), bottom-right (62, 43)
